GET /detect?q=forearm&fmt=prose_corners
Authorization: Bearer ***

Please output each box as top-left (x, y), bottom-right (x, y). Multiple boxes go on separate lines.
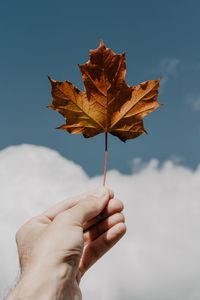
top-left (7, 264), bottom-right (80, 300)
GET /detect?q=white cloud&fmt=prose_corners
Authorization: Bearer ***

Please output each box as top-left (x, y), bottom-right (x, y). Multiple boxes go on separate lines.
top-left (187, 94), bottom-right (200, 112)
top-left (146, 57), bottom-right (180, 93)
top-left (159, 58), bottom-right (180, 76)
top-left (1, 145), bottom-right (200, 300)
top-left (148, 57), bottom-right (180, 79)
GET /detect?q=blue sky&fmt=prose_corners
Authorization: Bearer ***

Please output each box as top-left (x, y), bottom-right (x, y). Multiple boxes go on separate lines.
top-left (1, 0), bottom-right (200, 175)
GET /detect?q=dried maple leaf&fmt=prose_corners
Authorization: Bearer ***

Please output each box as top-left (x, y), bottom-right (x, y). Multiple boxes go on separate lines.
top-left (48, 41), bottom-right (160, 142)
top-left (48, 41), bottom-right (160, 184)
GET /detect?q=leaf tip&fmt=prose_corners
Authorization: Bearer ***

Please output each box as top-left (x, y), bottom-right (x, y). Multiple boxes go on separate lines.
top-left (56, 124), bottom-right (66, 130)
top-left (78, 63), bottom-right (84, 71)
top-left (99, 39), bottom-right (106, 48)
top-left (48, 76), bottom-right (56, 85)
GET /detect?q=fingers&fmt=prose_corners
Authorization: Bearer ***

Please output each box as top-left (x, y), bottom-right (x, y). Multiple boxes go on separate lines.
top-left (79, 222), bottom-right (126, 276)
top-left (53, 187), bottom-right (113, 226)
top-left (84, 212), bottom-right (125, 242)
top-left (41, 187), bottom-right (114, 221)
top-left (83, 198), bottom-right (124, 231)
top-left (42, 195), bottom-right (84, 220)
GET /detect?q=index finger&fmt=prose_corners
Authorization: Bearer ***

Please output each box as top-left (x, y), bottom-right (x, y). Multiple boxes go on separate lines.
top-left (40, 187), bottom-right (114, 221)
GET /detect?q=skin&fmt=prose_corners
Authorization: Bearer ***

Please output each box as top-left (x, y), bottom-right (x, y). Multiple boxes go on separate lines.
top-left (7, 187), bottom-right (126, 300)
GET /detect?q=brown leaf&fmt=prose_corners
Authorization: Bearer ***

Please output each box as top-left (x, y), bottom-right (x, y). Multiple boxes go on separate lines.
top-left (48, 41), bottom-right (160, 142)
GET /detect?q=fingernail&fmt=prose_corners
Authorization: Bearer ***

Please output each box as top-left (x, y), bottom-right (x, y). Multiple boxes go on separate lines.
top-left (93, 186), bottom-right (108, 198)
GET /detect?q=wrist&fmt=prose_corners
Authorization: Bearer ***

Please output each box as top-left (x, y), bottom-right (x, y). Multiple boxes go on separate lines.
top-left (7, 263), bottom-right (78, 300)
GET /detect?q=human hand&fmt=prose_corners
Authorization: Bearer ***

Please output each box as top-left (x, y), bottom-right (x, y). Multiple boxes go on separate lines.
top-left (8, 187), bottom-right (126, 300)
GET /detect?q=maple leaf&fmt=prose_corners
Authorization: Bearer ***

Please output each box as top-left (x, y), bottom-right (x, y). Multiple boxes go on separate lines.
top-left (48, 41), bottom-right (160, 185)
top-left (48, 41), bottom-right (160, 142)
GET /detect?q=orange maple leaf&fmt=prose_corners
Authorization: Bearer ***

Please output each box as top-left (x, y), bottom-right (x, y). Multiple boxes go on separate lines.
top-left (48, 41), bottom-right (160, 142)
top-left (48, 41), bottom-right (160, 184)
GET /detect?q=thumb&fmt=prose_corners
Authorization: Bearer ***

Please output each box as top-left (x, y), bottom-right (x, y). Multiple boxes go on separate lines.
top-left (58, 187), bottom-right (112, 226)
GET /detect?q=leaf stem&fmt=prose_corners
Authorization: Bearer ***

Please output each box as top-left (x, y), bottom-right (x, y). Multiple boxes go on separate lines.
top-left (103, 132), bottom-right (108, 186)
